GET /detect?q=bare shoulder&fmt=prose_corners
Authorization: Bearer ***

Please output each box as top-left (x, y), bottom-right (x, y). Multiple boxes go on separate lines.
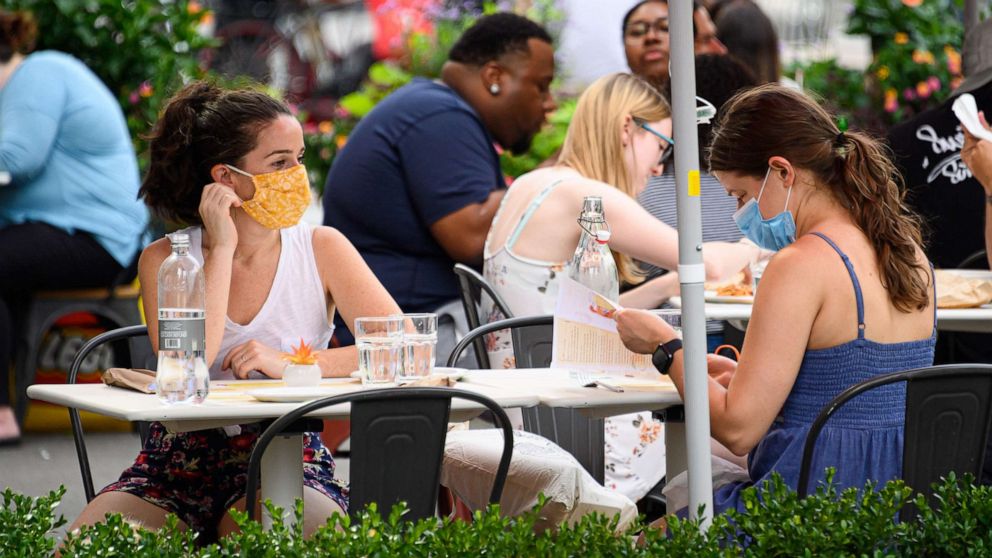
top-left (138, 237), bottom-right (171, 272)
top-left (311, 224), bottom-right (352, 254)
top-left (762, 234), bottom-right (835, 286)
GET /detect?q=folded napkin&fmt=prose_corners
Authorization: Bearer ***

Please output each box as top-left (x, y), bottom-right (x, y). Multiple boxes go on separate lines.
top-left (399, 374), bottom-right (457, 388)
top-left (102, 367), bottom-right (156, 393)
top-left (935, 270), bottom-right (992, 308)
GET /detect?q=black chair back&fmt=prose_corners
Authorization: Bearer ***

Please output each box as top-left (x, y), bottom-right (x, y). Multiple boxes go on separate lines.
top-left (797, 364), bottom-right (992, 518)
top-left (453, 263), bottom-right (514, 369)
top-left (68, 324), bottom-right (152, 502)
top-left (246, 387), bottom-right (514, 522)
top-left (448, 316), bottom-right (606, 484)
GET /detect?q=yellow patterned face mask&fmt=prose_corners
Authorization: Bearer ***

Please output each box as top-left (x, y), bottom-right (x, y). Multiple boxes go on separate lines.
top-left (226, 164), bottom-right (311, 229)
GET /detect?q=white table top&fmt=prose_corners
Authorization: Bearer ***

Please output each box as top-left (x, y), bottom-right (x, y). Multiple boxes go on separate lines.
top-left (669, 298), bottom-right (992, 334)
top-left (26, 378), bottom-right (540, 433)
top-left (462, 369), bottom-right (682, 419)
top-left (28, 371), bottom-right (683, 429)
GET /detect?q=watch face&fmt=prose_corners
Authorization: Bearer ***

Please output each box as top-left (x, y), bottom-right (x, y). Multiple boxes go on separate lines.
top-left (652, 344), bottom-right (672, 374)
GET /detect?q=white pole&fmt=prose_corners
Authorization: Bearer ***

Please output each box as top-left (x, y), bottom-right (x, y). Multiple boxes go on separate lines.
top-left (668, 0), bottom-right (714, 529)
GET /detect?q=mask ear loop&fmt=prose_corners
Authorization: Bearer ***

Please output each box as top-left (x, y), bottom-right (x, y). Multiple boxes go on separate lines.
top-left (755, 167), bottom-right (772, 203)
top-left (224, 164), bottom-right (254, 178)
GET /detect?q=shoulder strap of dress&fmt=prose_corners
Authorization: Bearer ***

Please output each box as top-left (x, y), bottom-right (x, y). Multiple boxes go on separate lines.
top-left (809, 232), bottom-right (866, 338)
top-left (506, 179), bottom-right (566, 250)
top-left (929, 261), bottom-right (937, 334)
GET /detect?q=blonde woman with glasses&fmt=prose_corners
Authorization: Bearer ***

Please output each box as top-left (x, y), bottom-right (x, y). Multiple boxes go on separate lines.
top-left (481, 72), bottom-right (755, 502)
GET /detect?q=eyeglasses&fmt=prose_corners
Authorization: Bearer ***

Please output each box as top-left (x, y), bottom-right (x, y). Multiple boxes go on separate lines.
top-left (633, 97), bottom-right (718, 165)
top-left (636, 119), bottom-right (675, 166)
top-left (625, 18), bottom-right (669, 39)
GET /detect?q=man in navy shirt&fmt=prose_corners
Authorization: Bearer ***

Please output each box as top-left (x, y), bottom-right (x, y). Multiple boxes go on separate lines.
top-left (324, 13), bottom-right (555, 342)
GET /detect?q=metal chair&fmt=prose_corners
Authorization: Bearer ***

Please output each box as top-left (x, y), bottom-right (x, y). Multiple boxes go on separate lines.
top-left (67, 324), bottom-right (154, 502)
top-left (245, 387), bottom-right (514, 522)
top-left (797, 364), bottom-right (992, 519)
top-left (447, 316), bottom-right (606, 484)
top-left (452, 263), bottom-right (514, 369)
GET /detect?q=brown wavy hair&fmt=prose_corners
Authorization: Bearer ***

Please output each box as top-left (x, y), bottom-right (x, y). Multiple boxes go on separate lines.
top-left (0, 10), bottom-right (37, 62)
top-left (139, 81), bottom-right (291, 225)
top-left (708, 84), bottom-right (930, 312)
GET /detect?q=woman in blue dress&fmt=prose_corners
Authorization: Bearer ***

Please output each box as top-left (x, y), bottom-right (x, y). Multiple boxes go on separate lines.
top-left (615, 84), bottom-right (936, 516)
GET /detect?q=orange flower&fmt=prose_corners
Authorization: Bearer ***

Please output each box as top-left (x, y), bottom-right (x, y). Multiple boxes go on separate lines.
top-left (284, 338), bottom-right (318, 365)
top-left (876, 65), bottom-right (890, 80)
top-left (884, 88), bottom-right (899, 113)
top-left (945, 45), bottom-right (962, 75)
top-left (188, 1), bottom-right (203, 14)
top-left (318, 120), bottom-right (334, 134)
top-left (336, 135), bottom-right (348, 149)
top-left (912, 49), bottom-right (935, 65)
top-left (894, 32), bottom-right (909, 45)
top-left (902, 0), bottom-right (922, 6)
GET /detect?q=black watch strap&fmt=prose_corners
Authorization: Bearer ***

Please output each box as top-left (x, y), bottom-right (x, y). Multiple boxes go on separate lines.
top-left (651, 338), bottom-right (683, 375)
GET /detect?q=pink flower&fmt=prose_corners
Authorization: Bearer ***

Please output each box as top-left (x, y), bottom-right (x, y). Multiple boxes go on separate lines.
top-left (129, 91), bottom-right (140, 105)
top-left (903, 87), bottom-right (917, 101)
top-left (927, 76), bottom-right (941, 92)
top-left (884, 89), bottom-right (899, 113)
top-left (138, 81), bottom-right (153, 98)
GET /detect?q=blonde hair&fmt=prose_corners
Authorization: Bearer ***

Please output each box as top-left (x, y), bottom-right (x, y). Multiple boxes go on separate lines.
top-left (558, 72), bottom-right (670, 285)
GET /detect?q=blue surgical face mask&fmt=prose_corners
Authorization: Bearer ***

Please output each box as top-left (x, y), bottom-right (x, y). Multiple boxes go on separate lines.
top-left (732, 167), bottom-right (796, 251)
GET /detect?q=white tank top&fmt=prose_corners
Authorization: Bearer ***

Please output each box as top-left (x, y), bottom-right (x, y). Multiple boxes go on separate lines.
top-left (184, 223), bottom-right (335, 380)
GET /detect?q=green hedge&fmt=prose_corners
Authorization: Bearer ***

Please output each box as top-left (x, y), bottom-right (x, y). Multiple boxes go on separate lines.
top-left (4, 471), bottom-right (992, 557)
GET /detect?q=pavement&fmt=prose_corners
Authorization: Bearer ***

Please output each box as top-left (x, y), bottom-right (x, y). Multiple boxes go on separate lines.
top-left (0, 430), bottom-right (350, 539)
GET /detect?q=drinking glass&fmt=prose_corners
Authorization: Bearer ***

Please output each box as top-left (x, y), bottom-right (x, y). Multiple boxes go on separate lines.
top-left (355, 316), bottom-right (403, 384)
top-left (398, 313), bottom-right (438, 381)
top-left (655, 308), bottom-right (682, 335)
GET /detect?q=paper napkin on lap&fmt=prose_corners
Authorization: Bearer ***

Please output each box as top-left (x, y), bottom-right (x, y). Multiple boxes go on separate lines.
top-left (935, 270), bottom-right (992, 308)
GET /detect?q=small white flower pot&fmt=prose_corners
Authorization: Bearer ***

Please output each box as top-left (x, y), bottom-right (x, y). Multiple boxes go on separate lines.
top-left (283, 363), bottom-right (321, 387)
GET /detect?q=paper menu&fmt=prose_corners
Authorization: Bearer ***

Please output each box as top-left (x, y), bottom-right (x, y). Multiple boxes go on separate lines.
top-left (551, 276), bottom-right (655, 377)
top-left (952, 93), bottom-right (992, 142)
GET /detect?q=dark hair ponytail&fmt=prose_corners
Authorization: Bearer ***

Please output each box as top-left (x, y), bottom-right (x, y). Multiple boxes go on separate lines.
top-left (0, 10), bottom-right (37, 62)
top-left (833, 132), bottom-right (929, 312)
top-left (709, 84), bottom-right (930, 312)
top-left (140, 81), bottom-right (291, 225)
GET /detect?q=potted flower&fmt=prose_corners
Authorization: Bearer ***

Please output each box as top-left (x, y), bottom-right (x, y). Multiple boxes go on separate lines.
top-left (282, 338), bottom-right (322, 387)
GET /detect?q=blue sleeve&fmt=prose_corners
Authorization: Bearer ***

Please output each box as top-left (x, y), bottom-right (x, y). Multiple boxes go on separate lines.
top-left (0, 59), bottom-right (65, 182)
top-left (396, 110), bottom-right (502, 225)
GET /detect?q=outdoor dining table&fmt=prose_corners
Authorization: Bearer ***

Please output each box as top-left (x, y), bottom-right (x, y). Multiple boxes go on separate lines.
top-left (670, 298), bottom-right (992, 333)
top-left (27, 370), bottom-right (684, 527)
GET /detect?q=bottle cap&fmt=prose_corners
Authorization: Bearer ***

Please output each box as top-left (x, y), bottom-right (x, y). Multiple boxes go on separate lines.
top-left (167, 232), bottom-right (190, 247)
top-left (595, 230), bottom-right (611, 244)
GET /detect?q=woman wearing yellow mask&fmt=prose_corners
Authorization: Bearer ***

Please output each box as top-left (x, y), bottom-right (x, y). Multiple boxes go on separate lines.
top-left (69, 81), bottom-right (401, 540)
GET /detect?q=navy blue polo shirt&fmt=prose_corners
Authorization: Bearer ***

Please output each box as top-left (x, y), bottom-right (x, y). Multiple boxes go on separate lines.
top-left (324, 78), bottom-right (505, 338)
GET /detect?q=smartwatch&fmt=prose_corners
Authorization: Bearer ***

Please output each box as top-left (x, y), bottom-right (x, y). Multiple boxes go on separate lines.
top-left (651, 338), bottom-right (683, 375)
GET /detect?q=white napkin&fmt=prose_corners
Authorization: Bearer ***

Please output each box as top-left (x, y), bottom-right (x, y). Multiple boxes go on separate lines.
top-left (952, 93), bottom-right (992, 142)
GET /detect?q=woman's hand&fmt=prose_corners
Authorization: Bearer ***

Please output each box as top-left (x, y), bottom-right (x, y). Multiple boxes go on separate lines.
top-left (961, 111), bottom-right (992, 192)
top-left (223, 340), bottom-right (288, 379)
top-left (198, 183), bottom-right (242, 250)
top-left (614, 308), bottom-right (673, 354)
top-left (706, 353), bottom-right (737, 388)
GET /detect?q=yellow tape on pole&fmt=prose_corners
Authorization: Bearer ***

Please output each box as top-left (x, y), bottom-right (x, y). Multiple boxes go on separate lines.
top-left (688, 169), bottom-right (700, 197)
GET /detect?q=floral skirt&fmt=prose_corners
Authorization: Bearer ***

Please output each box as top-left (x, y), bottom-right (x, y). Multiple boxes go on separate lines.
top-left (101, 421), bottom-right (348, 536)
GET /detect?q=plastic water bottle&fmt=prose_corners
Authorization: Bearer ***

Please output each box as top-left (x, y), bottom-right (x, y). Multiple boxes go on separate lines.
top-left (156, 232), bottom-right (209, 405)
top-left (568, 196), bottom-right (620, 301)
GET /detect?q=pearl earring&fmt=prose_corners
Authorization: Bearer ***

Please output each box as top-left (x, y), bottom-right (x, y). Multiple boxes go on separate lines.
top-left (489, 83), bottom-right (500, 95)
